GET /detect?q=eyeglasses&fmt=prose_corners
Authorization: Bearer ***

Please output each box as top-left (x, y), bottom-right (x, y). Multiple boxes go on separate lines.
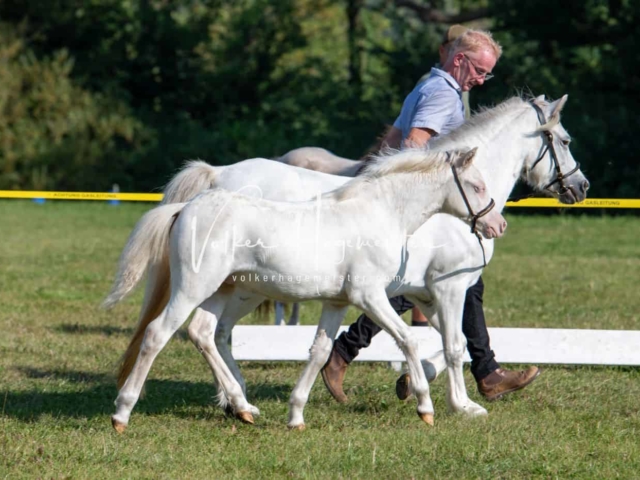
top-left (463, 54), bottom-right (494, 81)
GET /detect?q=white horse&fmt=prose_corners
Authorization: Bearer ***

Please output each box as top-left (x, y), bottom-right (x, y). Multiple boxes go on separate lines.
top-left (108, 148), bottom-right (505, 432)
top-left (276, 147), bottom-right (362, 177)
top-left (106, 94), bottom-right (589, 430)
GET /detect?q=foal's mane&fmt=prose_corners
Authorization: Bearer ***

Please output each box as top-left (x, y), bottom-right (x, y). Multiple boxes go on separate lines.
top-left (329, 149), bottom-right (457, 200)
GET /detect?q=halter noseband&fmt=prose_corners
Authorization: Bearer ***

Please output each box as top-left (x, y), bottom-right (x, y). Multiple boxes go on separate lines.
top-left (530, 102), bottom-right (581, 195)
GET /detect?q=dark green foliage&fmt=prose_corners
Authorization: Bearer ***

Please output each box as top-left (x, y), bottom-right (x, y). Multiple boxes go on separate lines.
top-left (0, 0), bottom-right (638, 196)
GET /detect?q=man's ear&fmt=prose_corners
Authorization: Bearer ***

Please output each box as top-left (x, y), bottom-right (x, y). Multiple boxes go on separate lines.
top-left (453, 147), bottom-right (478, 170)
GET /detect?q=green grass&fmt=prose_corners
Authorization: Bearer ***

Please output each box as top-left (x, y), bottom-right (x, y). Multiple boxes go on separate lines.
top-left (1, 201), bottom-right (640, 479)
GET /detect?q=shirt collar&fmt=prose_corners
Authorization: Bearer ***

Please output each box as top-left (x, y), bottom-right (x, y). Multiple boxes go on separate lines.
top-left (431, 67), bottom-right (462, 94)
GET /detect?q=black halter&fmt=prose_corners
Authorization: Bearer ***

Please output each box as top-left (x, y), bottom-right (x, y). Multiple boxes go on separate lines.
top-left (451, 164), bottom-right (495, 267)
top-left (529, 102), bottom-right (581, 195)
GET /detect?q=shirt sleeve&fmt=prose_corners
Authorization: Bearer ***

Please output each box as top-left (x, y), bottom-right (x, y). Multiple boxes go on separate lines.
top-left (409, 89), bottom-right (459, 135)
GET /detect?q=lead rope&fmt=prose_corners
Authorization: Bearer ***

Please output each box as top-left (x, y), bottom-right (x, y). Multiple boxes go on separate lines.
top-left (475, 230), bottom-right (488, 268)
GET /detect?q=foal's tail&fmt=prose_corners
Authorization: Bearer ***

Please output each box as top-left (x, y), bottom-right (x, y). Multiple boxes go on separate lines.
top-left (102, 203), bottom-right (186, 309)
top-left (161, 160), bottom-right (219, 205)
top-left (102, 202), bottom-right (186, 388)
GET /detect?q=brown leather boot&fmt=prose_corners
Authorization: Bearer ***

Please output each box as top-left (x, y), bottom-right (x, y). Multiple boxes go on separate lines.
top-left (321, 349), bottom-right (349, 403)
top-left (477, 366), bottom-right (541, 401)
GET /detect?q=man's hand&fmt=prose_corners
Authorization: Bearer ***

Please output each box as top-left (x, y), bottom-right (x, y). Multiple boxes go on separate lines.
top-left (404, 127), bottom-right (435, 148)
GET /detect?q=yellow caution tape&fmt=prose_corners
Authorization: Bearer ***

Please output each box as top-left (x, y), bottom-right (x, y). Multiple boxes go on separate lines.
top-left (504, 198), bottom-right (640, 209)
top-left (1, 190), bottom-right (639, 208)
top-left (0, 191), bottom-right (162, 202)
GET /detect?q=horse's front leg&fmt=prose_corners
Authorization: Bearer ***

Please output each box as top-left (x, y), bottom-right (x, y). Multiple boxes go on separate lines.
top-left (354, 290), bottom-right (435, 425)
top-left (287, 303), bottom-right (348, 430)
top-left (433, 287), bottom-right (487, 418)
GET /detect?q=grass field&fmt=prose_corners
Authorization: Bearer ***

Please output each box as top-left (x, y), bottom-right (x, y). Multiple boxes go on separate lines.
top-left (2, 201), bottom-right (640, 479)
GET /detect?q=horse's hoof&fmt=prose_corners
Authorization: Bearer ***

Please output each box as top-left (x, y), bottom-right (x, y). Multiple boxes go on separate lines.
top-left (248, 404), bottom-right (261, 417)
top-left (111, 417), bottom-right (127, 433)
top-left (418, 412), bottom-right (435, 426)
top-left (288, 424), bottom-right (306, 431)
top-left (236, 411), bottom-right (255, 424)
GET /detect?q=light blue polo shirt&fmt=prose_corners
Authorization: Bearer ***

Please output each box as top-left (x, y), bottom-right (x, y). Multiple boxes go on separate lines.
top-left (393, 68), bottom-right (465, 141)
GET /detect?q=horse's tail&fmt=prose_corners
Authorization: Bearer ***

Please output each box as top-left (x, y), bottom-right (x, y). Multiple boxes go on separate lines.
top-left (161, 160), bottom-right (219, 205)
top-left (102, 203), bottom-right (186, 310)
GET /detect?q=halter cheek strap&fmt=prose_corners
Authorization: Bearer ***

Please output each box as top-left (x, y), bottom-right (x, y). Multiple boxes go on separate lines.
top-left (530, 103), bottom-right (581, 195)
top-left (451, 164), bottom-right (495, 267)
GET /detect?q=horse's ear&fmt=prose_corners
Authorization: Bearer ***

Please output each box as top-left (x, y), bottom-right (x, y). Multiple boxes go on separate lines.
top-left (535, 94), bottom-right (546, 103)
top-left (549, 94), bottom-right (568, 118)
top-left (453, 147), bottom-right (478, 170)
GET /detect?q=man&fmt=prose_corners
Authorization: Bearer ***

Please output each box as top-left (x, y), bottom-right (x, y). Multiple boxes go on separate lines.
top-left (321, 27), bottom-right (540, 404)
top-left (409, 25), bottom-right (470, 327)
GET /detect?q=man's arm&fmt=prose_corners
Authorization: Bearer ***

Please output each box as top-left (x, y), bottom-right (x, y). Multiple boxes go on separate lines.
top-left (380, 126), bottom-right (403, 150)
top-left (404, 127), bottom-right (436, 148)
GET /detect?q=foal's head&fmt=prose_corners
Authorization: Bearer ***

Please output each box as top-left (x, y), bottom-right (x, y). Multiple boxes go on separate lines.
top-left (444, 148), bottom-right (507, 239)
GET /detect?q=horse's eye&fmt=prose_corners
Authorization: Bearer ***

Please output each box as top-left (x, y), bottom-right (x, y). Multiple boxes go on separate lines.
top-left (562, 139), bottom-right (570, 146)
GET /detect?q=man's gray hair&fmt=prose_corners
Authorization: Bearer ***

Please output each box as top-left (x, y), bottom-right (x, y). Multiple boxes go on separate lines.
top-left (449, 29), bottom-right (502, 60)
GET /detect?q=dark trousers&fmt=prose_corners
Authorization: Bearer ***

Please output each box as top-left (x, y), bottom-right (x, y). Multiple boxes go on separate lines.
top-left (333, 277), bottom-right (499, 382)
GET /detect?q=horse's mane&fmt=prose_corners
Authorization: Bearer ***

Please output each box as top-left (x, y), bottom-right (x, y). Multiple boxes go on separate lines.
top-left (329, 149), bottom-right (457, 200)
top-left (432, 95), bottom-right (533, 149)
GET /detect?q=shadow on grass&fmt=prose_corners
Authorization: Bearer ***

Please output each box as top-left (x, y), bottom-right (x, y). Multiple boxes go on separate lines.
top-left (4, 367), bottom-right (294, 422)
top-left (247, 382), bottom-right (292, 403)
top-left (54, 323), bottom-right (189, 340)
top-left (2, 378), bottom-right (217, 422)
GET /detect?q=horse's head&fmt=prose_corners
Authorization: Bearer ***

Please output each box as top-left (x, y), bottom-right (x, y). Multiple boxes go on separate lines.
top-left (446, 148), bottom-right (507, 239)
top-left (524, 95), bottom-right (590, 204)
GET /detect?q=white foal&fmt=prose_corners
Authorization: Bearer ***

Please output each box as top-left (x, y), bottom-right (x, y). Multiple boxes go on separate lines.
top-left (109, 148), bottom-right (506, 432)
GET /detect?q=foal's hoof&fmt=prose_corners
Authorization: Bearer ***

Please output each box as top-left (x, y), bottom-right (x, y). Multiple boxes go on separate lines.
top-left (235, 411), bottom-right (255, 424)
top-left (418, 412), bottom-right (435, 426)
top-left (288, 424), bottom-right (306, 431)
top-left (111, 417), bottom-right (127, 433)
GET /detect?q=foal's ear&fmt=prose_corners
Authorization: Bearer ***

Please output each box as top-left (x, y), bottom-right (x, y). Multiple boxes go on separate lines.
top-left (453, 147), bottom-right (478, 170)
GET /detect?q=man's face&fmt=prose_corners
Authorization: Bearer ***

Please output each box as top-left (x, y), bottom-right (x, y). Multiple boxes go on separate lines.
top-left (453, 49), bottom-right (497, 92)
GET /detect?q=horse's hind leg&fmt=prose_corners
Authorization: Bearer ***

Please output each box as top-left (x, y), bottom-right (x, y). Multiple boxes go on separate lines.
top-left (213, 292), bottom-right (267, 417)
top-left (187, 292), bottom-right (259, 423)
top-left (112, 290), bottom-right (204, 432)
top-left (288, 303), bottom-right (347, 430)
top-left (274, 302), bottom-right (285, 325)
top-left (433, 287), bottom-right (487, 418)
top-left (287, 303), bottom-right (300, 326)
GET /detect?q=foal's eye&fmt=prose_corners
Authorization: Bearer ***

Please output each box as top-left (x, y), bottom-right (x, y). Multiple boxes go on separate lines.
top-left (562, 139), bottom-right (571, 146)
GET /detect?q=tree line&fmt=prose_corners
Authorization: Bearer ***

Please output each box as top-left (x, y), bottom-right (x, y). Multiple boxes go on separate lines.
top-left (0, 0), bottom-right (637, 198)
